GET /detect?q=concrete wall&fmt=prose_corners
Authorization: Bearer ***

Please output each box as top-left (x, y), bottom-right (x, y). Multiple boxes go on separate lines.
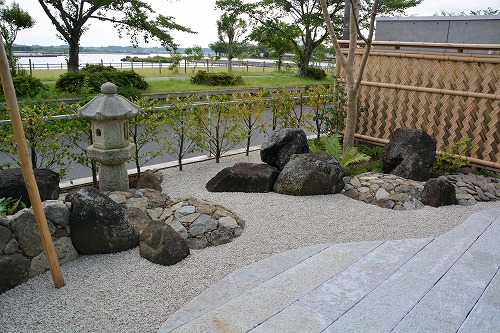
top-left (375, 15), bottom-right (500, 44)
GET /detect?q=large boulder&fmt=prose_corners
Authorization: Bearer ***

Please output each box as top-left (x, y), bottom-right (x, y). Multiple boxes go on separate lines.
top-left (136, 170), bottom-right (163, 191)
top-left (260, 128), bottom-right (310, 170)
top-left (0, 254), bottom-right (30, 294)
top-left (139, 220), bottom-right (190, 266)
top-left (66, 187), bottom-right (138, 254)
top-left (273, 152), bottom-right (344, 196)
top-left (421, 177), bottom-right (458, 207)
top-left (0, 168), bottom-right (59, 207)
top-left (206, 163), bottom-right (279, 193)
top-left (382, 128), bottom-right (436, 181)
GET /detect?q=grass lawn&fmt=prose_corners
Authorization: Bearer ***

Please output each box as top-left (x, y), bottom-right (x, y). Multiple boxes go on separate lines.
top-left (33, 66), bottom-right (335, 96)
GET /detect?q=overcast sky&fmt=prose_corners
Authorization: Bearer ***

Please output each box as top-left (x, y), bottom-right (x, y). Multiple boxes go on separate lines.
top-left (13, 0), bottom-right (500, 48)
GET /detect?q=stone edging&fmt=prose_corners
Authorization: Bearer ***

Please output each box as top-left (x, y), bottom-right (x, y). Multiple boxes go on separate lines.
top-left (343, 172), bottom-right (500, 210)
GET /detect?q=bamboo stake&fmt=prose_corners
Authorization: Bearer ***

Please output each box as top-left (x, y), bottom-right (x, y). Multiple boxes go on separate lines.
top-left (359, 80), bottom-right (500, 100)
top-left (0, 36), bottom-right (64, 288)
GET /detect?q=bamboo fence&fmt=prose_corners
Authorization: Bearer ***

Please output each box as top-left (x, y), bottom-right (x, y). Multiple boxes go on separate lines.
top-left (336, 40), bottom-right (500, 171)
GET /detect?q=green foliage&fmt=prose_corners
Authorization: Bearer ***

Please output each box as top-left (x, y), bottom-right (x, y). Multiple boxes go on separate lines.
top-left (309, 134), bottom-right (370, 167)
top-left (0, 74), bottom-right (46, 99)
top-left (164, 95), bottom-right (203, 170)
top-left (433, 139), bottom-right (473, 174)
top-left (302, 66), bottom-right (327, 80)
top-left (0, 102), bottom-right (72, 177)
top-left (63, 103), bottom-right (98, 186)
top-left (194, 95), bottom-right (246, 163)
top-left (38, 0), bottom-right (194, 71)
top-left (55, 64), bottom-right (148, 95)
top-left (129, 98), bottom-right (168, 176)
top-left (167, 49), bottom-right (182, 73)
top-left (190, 70), bottom-right (244, 86)
top-left (306, 84), bottom-right (331, 139)
top-left (267, 88), bottom-right (297, 130)
top-left (312, 81), bottom-right (366, 136)
top-left (233, 90), bottom-right (267, 155)
top-left (0, 197), bottom-right (26, 216)
top-left (0, 2), bottom-right (35, 76)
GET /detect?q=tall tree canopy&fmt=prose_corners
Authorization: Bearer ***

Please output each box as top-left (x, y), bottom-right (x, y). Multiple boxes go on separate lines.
top-left (216, 12), bottom-right (247, 71)
top-left (0, 1), bottom-right (35, 75)
top-left (248, 20), bottom-right (299, 71)
top-left (37, 0), bottom-right (194, 71)
top-left (217, 0), bottom-right (421, 76)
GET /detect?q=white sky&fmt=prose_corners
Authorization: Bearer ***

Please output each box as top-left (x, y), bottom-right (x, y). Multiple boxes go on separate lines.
top-left (12, 0), bottom-right (500, 48)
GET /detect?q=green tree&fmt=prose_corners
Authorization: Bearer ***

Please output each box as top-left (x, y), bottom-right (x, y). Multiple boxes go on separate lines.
top-left (0, 103), bottom-right (72, 177)
top-left (168, 48), bottom-right (183, 74)
top-left (234, 90), bottom-right (267, 155)
top-left (248, 20), bottom-right (299, 71)
top-left (216, 11), bottom-right (247, 71)
top-left (183, 45), bottom-right (205, 73)
top-left (36, 0), bottom-right (194, 71)
top-left (209, 40), bottom-right (227, 57)
top-left (194, 95), bottom-right (245, 163)
top-left (164, 95), bottom-right (203, 170)
top-left (322, 0), bottom-right (410, 151)
top-left (0, 1), bottom-right (35, 76)
top-left (217, 0), bottom-right (421, 76)
top-left (129, 98), bottom-right (169, 177)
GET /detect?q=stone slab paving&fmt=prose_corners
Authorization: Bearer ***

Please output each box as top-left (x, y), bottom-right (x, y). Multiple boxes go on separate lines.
top-left (158, 208), bottom-right (500, 333)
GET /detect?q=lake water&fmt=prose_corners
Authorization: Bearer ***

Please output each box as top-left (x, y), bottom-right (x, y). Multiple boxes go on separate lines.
top-left (17, 53), bottom-right (173, 68)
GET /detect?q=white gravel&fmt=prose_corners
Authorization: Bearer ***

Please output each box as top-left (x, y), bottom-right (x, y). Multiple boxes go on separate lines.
top-left (1, 150), bottom-right (499, 333)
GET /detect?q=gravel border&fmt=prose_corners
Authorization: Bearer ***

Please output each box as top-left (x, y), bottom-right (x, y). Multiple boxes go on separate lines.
top-left (1, 150), bottom-right (499, 333)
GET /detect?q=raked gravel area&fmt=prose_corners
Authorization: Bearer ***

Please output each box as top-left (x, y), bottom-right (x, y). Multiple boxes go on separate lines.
top-left (1, 150), bottom-right (499, 333)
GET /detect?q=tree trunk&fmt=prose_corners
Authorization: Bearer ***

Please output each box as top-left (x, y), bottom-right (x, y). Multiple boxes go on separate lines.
top-left (298, 49), bottom-right (313, 76)
top-left (343, 88), bottom-right (358, 150)
top-left (67, 42), bottom-right (80, 72)
top-left (228, 42), bottom-right (233, 72)
top-left (91, 161), bottom-right (98, 188)
top-left (178, 132), bottom-right (184, 171)
top-left (5, 44), bottom-right (16, 76)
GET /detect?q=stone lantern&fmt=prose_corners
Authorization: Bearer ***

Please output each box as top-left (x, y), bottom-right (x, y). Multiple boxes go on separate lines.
top-left (79, 82), bottom-right (139, 192)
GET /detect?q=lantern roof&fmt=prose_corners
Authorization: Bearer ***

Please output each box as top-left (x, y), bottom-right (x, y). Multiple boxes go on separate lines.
top-left (78, 82), bottom-right (139, 120)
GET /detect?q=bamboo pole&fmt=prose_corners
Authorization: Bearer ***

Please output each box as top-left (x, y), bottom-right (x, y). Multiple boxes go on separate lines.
top-left (337, 39), bottom-right (500, 51)
top-left (341, 49), bottom-right (500, 64)
top-left (359, 80), bottom-right (500, 100)
top-left (0, 36), bottom-right (64, 288)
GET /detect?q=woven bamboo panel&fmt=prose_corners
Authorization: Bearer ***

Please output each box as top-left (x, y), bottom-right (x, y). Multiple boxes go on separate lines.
top-left (337, 48), bottom-right (500, 169)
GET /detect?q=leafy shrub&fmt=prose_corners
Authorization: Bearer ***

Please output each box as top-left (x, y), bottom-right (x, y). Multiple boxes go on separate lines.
top-left (56, 64), bottom-right (148, 95)
top-left (433, 139), bottom-right (473, 174)
top-left (0, 74), bottom-right (46, 99)
top-left (309, 134), bottom-right (370, 167)
top-left (191, 70), bottom-right (244, 86)
top-left (303, 66), bottom-right (327, 80)
top-left (0, 197), bottom-right (26, 216)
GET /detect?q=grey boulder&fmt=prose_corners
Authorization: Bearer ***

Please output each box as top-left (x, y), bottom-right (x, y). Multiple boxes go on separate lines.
top-left (0, 254), bottom-right (30, 294)
top-left (382, 128), bottom-right (436, 181)
top-left (66, 187), bottom-right (138, 254)
top-left (260, 128), bottom-right (310, 170)
top-left (421, 177), bottom-right (458, 207)
top-left (0, 168), bottom-right (59, 207)
top-left (206, 162), bottom-right (279, 192)
top-left (273, 152), bottom-right (344, 196)
top-left (139, 221), bottom-right (190, 266)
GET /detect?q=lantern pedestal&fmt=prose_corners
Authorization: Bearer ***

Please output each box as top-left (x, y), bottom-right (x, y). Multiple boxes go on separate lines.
top-left (86, 143), bottom-right (135, 192)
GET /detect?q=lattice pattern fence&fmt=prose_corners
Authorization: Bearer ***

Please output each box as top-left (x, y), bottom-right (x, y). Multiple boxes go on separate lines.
top-left (336, 42), bottom-right (500, 170)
